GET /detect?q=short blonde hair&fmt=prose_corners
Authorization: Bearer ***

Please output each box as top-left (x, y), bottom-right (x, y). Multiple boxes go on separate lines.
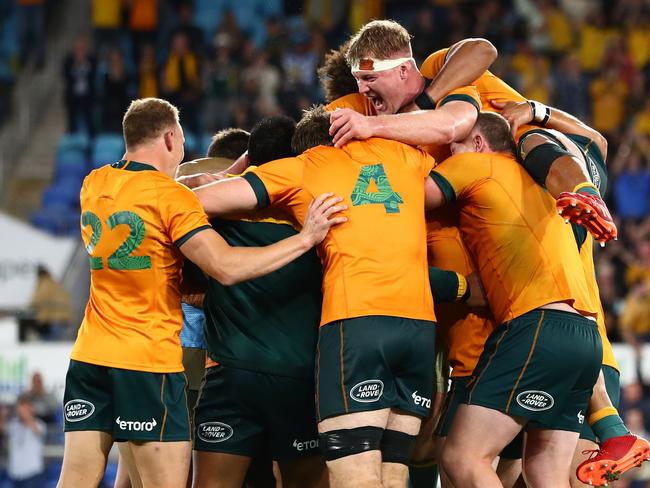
top-left (346, 20), bottom-right (412, 68)
top-left (122, 98), bottom-right (179, 150)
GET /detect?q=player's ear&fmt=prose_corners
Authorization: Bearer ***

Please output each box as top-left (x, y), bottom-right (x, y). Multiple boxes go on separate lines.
top-left (164, 129), bottom-right (174, 152)
top-left (474, 134), bottom-right (484, 152)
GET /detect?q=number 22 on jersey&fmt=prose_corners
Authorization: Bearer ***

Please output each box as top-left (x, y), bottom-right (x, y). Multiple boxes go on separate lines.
top-left (81, 211), bottom-right (151, 271)
top-left (351, 163), bottom-right (403, 214)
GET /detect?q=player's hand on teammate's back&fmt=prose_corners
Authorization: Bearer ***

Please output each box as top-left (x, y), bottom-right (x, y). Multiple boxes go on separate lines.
top-left (330, 109), bottom-right (375, 148)
top-left (301, 192), bottom-right (348, 246)
top-left (490, 100), bottom-right (532, 136)
top-left (177, 172), bottom-right (223, 188)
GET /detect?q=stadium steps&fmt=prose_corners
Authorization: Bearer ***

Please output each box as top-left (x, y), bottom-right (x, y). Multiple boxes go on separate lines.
top-left (0, 0), bottom-right (89, 220)
top-left (3, 97), bottom-right (66, 220)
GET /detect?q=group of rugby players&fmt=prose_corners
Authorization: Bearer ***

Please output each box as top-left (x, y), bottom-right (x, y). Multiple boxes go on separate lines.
top-left (56, 17), bottom-right (650, 488)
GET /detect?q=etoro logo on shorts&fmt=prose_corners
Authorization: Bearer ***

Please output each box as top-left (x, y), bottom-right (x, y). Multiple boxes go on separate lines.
top-left (293, 437), bottom-right (319, 452)
top-left (412, 390), bottom-right (431, 409)
top-left (116, 417), bottom-right (157, 431)
top-left (197, 422), bottom-right (234, 443)
top-left (64, 399), bottom-right (95, 422)
top-left (350, 379), bottom-right (384, 403)
top-left (516, 390), bottom-right (554, 411)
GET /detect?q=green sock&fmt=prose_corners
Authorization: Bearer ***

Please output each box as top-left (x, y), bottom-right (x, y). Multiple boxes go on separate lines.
top-left (408, 464), bottom-right (439, 488)
top-left (592, 415), bottom-right (630, 443)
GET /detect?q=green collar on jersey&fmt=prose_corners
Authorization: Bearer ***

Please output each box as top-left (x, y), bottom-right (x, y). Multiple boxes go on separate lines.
top-left (112, 160), bottom-right (157, 172)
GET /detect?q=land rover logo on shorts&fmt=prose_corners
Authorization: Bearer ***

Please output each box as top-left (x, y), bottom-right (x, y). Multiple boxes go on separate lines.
top-left (516, 390), bottom-right (555, 411)
top-left (64, 399), bottom-right (95, 422)
top-left (197, 422), bottom-right (234, 443)
top-left (350, 379), bottom-right (384, 403)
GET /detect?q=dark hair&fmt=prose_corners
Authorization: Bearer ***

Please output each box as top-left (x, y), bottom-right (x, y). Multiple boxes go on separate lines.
top-left (248, 116), bottom-right (296, 165)
top-left (206, 128), bottom-right (250, 159)
top-left (475, 112), bottom-right (517, 155)
top-left (291, 106), bottom-right (333, 155)
top-left (122, 98), bottom-right (179, 150)
top-left (317, 40), bottom-right (359, 103)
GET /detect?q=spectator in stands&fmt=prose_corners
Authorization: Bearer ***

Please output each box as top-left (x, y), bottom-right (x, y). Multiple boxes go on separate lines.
top-left (168, 2), bottom-right (206, 59)
top-left (63, 35), bottom-right (97, 136)
top-left (99, 47), bottom-right (132, 133)
top-left (612, 146), bottom-right (650, 220)
top-left (202, 39), bottom-right (238, 131)
top-left (92, 0), bottom-right (124, 55)
top-left (553, 54), bottom-right (589, 120)
top-left (136, 43), bottom-right (158, 99)
top-left (634, 100), bottom-right (650, 136)
top-left (161, 32), bottom-right (202, 135)
top-left (23, 373), bottom-right (58, 425)
top-left (590, 66), bottom-right (628, 139)
top-left (16, 0), bottom-right (45, 69)
top-left (26, 265), bottom-right (72, 341)
top-left (3, 394), bottom-right (46, 488)
top-left (127, 0), bottom-right (159, 63)
top-left (241, 52), bottom-right (281, 109)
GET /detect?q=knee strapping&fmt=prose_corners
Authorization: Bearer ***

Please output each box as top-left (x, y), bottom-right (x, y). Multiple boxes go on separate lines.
top-left (519, 140), bottom-right (571, 188)
top-left (319, 426), bottom-right (383, 461)
top-left (381, 429), bottom-right (418, 465)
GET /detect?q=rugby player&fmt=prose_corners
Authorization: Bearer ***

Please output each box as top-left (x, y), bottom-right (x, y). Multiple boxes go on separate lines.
top-left (495, 100), bottom-right (650, 486)
top-left (426, 112), bottom-right (602, 488)
top-left (329, 20), bottom-right (617, 243)
top-left (319, 26), bottom-right (505, 488)
top-left (192, 115), bottom-right (328, 488)
top-left (194, 106), bottom-right (439, 488)
top-left (57, 98), bottom-right (345, 488)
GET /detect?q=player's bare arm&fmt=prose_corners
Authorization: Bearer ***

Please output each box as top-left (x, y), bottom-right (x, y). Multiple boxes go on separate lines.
top-left (492, 100), bottom-right (608, 159)
top-left (330, 100), bottom-right (478, 148)
top-left (180, 192), bottom-right (347, 285)
top-left (424, 172), bottom-right (446, 211)
top-left (424, 38), bottom-right (497, 106)
top-left (194, 176), bottom-right (259, 215)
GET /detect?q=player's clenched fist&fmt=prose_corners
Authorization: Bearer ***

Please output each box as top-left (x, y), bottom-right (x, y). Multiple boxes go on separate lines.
top-left (300, 192), bottom-right (348, 246)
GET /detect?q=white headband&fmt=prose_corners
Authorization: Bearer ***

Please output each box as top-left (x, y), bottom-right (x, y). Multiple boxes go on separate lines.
top-left (350, 56), bottom-right (415, 73)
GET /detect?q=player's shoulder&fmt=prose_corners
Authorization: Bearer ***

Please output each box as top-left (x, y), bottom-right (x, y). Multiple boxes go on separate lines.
top-left (420, 48), bottom-right (450, 76)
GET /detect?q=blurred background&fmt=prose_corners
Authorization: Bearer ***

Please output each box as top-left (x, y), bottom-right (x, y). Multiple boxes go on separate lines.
top-left (0, 0), bottom-right (649, 486)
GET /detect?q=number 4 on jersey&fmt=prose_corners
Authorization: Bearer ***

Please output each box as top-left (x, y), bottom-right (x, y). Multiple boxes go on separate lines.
top-left (351, 164), bottom-right (403, 214)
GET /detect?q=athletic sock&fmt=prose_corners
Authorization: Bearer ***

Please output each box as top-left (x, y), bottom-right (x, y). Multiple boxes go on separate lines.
top-left (408, 463), bottom-right (439, 488)
top-left (573, 182), bottom-right (600, 197)
top-left (589, 407), bottom-right (630, 443)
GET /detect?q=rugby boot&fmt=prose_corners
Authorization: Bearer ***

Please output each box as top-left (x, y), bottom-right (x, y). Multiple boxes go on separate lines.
top-left (557, 192), bottom-right (617, 244)
top-left (576, 433), bottom-right (650, 486)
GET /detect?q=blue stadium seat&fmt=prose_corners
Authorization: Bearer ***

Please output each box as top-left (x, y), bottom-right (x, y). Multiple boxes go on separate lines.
top-left (58, 133), bottom-right (90, 155)
top-left (194, 0), bottom-right (228, 42)
top-left (92, 133), bottom-right (124, 166)
top-left (55, 158), bottom-right (89, 182)
top-left (41, 178), bottom-right (83, 208)
top-left (31, 205), bottom-right (80, 236)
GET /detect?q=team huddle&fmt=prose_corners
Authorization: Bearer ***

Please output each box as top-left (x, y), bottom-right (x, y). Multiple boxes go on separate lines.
top-left (56, 19), bottom-right (650, 488)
